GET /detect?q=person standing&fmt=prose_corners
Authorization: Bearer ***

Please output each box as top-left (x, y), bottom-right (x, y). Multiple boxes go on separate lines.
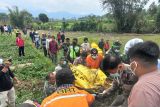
top-left (104, 40), bottom-right (110, 53)
top-left (106, 40), bottom-right (122, 56)
top-left (8, 25), bottom-right (12, 35)
top-left (46, 35), bottom-right (52, 57)
top-left (57, 32), bottom-right (61, 44)
top-left (4, 25), bottom-right (8, 35)
top-left (81, 37), bottom-right (90, 53)
top-left (61, 38), bottom-right (70, 57)
top-left (34, 31), bottom-right (40, 49)
top-left (61, 32), bottom-right (65, 43)
top-left (29, 29), bottom-right (35, 43)
top-left (49, 36), bottom-right (59, 64)
top-left (0, 25), bottom-right (4, 35)
top-left (128, 41), bottom-right (160, 107)
top-left (0, 59), bottom-right (20, 107)
top-left (41, 33), bottom-right (47, 57)
top-left (68, 38), bottom-right (80, 63)
top-left (16, 33), bottom-right (25, 57)
top-left (98, 38), bottom-right (104, 50)
top-left (22, 27), bottom-right (27, 37)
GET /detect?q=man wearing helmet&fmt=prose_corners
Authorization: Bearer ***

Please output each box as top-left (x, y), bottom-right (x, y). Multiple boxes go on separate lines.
top-left (86, 48), bottom-right (103, 69)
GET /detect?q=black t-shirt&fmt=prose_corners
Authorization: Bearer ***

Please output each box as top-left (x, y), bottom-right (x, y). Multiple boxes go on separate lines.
top-left (0, 66), bottom-right (14, 92)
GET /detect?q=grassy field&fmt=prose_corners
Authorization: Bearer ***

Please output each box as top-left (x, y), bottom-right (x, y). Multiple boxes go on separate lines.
top-left (0, 31), bottom-right (160, 105)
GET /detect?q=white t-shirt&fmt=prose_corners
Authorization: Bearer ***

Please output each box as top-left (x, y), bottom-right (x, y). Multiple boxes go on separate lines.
top-left (46, 39), bottom-right (52, 49)
top-left (4, 26), bottom-right (8, 31)
top-left (81, 43), bottom-right (90, 52)
top-left (34, 35), bottom-right (40, 42)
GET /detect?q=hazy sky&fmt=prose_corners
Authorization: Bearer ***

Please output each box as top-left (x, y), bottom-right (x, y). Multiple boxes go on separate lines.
top-left (0, 0), bottom-right (158, 16)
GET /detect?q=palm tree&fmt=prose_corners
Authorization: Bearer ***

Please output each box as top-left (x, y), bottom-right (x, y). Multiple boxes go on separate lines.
top-left (8, 6), bottom-right (32, 28)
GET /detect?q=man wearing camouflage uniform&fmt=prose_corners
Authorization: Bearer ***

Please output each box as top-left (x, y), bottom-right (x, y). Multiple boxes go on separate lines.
top-left (106, 40), bottom-right (122, 57)
top-left (43, 72), bottom-right (56, 98)
top-left (98, 54), bottom-right (138, 107)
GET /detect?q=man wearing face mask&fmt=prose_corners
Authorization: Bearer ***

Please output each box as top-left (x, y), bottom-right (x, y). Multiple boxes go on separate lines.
top-left (86, 48), bottom-right (103, 69)
top-left (81, 37), bottom-right (90, 53)
top-left (97, 54), bottom-right (138, 107)
top-left (106, 40), bottom-right (122, 57)
top-left (55, 57), bottom-right (69, 72)
top-left (128, 41), bottom-right (160, 107)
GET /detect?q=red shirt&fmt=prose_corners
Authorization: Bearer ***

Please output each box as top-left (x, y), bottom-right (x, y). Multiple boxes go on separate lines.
top-left (49, 40), bottom-right (58, 54)
top-left (104, 42), bottom-right (110, 50)
top-left (16, 37), bottom-right (24, 47)
top-left (57, 33), bottom-right (61, 40)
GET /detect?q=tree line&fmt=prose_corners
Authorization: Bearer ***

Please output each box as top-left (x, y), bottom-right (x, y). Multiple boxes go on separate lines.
top-left (1, 1), bottom-right (160, 33)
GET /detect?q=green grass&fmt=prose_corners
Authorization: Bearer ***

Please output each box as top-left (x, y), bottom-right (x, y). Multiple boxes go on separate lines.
top-left (0, 33), bottom-right (55, 104)
top-left (0, 32), bottom-right (160, 105)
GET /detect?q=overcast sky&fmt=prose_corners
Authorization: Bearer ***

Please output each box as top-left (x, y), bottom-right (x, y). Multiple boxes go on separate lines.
top-left (0, 0), bottom-right (159, 16)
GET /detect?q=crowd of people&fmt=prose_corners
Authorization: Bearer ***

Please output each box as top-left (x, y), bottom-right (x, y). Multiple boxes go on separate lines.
top-left (0, 25), bottom-right (13, 35)
top-left (1, 29), bottom-right (160, 107)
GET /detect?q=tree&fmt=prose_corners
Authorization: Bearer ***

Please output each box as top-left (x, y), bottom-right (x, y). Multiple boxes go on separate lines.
top-left (102, 0), bottom-right (149, 32)
top-left (8, 6), bottom-right (33, 28)
top-left (148, 2), bottom-right (157, 16)
top-left (38, 13), bottom-right (49, 23)
top-left (156, 8), bottom-right (160, 32)
top-left (0, 13), bottom-right (8, 23)
top-left (21, 10), bottom-right (33, 27)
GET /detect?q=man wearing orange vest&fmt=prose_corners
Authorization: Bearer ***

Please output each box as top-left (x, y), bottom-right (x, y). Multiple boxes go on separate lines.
top-left (86, 48), bottom-right (103, 69)
top-left (41, 68), bottom-right (95, 107)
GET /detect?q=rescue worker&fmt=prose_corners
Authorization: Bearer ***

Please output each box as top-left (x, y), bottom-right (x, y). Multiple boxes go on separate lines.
top-left (106, 40), bottom-right (122, 56)
top-left (67, 38), bottom-right (80, 63)
top-left (86, 48), bottom-right (103, 69)
top-left (41, 68), bottom-right (95, 107)
top-left (98, 54), bottom-right (138, 107)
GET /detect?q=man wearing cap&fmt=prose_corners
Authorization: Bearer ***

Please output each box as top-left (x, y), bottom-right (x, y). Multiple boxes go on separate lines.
top-left (0, 60), bottom-right (20, 107)
top-left (86, 48), bottom-right (103, 69)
